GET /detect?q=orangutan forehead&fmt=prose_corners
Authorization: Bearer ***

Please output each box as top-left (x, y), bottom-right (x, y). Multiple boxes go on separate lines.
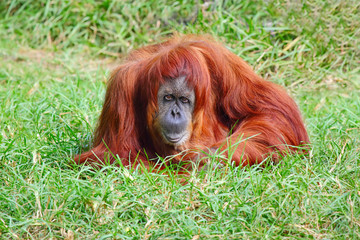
top-left (159, 75), bottom-right (194, 95)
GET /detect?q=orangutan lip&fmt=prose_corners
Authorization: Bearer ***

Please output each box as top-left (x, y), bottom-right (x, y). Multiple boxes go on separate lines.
top-left (164, 133), bottom-right (184, 144)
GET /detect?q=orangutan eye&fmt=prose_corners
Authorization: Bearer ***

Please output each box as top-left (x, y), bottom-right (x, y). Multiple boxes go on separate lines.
top-left (164, 95), bottom-right (174, 101)
top-left (179, 96), bottom-right (189, 103)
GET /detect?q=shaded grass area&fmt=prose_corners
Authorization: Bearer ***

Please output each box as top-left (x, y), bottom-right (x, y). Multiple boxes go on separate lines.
top-left (0, 0), bottom-right (359, 239)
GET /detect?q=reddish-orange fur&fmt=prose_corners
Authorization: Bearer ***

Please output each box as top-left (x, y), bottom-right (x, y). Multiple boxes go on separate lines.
top-left (75, 35), bottom-right (309, 169)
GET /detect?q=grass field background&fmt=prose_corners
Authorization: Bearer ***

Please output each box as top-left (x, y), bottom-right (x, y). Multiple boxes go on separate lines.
top-left (0, 0), bottom-right (359, 239)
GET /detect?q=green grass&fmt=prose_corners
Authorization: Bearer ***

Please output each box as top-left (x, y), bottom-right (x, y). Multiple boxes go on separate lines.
top-left (1, 0), bottom-right (359, 239)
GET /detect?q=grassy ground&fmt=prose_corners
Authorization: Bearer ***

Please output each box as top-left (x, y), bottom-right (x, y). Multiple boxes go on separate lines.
top-left (1, 0), bottom-right (359, 239)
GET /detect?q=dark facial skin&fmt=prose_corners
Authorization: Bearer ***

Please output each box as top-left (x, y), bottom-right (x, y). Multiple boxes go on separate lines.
top-left (157, 76), bottom-right (195, 146)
